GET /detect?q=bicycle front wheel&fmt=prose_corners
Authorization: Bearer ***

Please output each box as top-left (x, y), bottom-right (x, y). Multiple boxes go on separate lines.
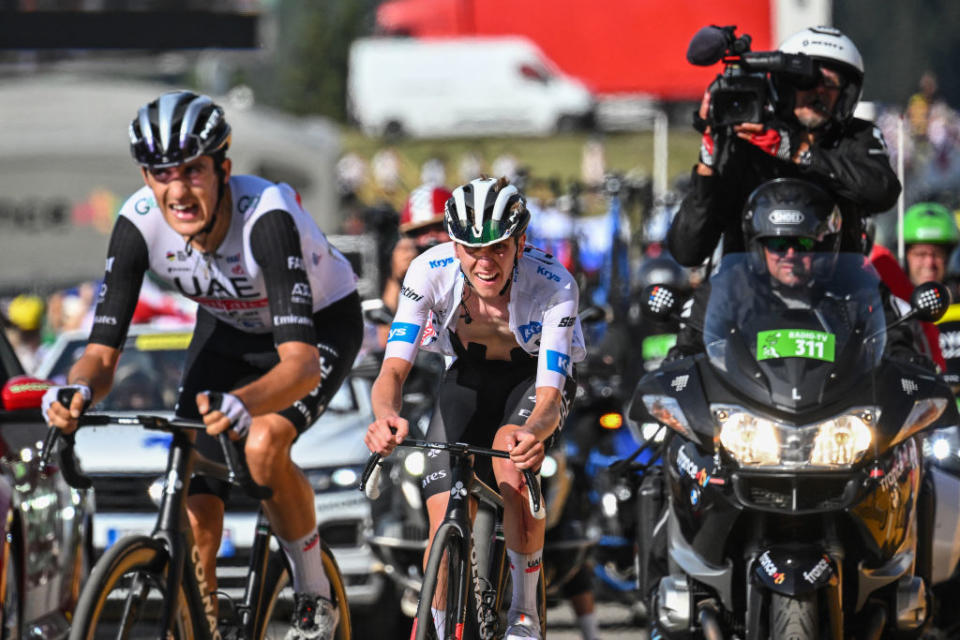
top-left (415, 523), bottom-right (470, 640)
top-left (258, 538), bottom-right (352, 640)
top-left (69, 535), bottom-right (197, 640)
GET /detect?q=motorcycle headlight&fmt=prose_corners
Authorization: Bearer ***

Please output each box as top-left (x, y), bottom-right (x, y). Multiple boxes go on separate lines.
top-left (808, 415), bottom-right (874, 467)
top-left (713, 404), bottom-right (878, 469)
top-left (716, 410), bottom-right (781, 466)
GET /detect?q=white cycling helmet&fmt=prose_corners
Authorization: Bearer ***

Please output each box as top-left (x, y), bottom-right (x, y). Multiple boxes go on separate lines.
top-left (778, 26), bottom-right (864, 122)
top-left (444, 177), bottom-right (529, 248)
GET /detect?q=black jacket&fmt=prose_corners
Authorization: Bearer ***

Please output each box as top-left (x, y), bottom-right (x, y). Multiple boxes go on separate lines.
top-left (667, 118), bottom-right (902, 267)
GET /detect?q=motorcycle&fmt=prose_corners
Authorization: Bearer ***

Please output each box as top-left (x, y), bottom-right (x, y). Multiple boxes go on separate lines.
top-left (631, 252), bottom-right (958, 640)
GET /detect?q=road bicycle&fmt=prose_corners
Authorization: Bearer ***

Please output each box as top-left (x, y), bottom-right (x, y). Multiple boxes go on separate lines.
top-left (361, 439), bottom-right (546, 640)
top-left (41, 409), bottom-right (351, 640)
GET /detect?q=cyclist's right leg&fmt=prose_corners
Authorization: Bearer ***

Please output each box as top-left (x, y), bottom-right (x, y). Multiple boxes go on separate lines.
top-left (186, 494), bottom-right (226, 597)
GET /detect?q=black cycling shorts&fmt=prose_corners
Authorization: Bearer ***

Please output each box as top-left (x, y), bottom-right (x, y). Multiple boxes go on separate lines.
top-left (178, 291), bottom-right (363, 501)
top-left (419, 339), bottom-right (576, 500)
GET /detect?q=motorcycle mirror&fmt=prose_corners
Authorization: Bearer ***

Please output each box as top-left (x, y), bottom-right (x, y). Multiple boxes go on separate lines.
top-left (578, 305), bottom-right (607, 325)
top-left (911, 281), bottom-right (952, 323)
top-left (640, 284), bottom-right (681, 321)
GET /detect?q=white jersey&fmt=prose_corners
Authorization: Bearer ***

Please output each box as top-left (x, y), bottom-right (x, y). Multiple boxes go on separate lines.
top-left (113, 175), bottom-right (356, 333)
top-left (384, 242), bottom-right (586, 390)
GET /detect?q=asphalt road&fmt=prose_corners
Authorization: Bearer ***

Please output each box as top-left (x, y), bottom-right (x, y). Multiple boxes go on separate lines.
top-left (545, 601), bottom-right (649, 639)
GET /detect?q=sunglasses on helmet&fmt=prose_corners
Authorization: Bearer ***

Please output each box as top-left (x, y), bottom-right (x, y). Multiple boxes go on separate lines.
top-left (761, 236), bottom-right (818, 254)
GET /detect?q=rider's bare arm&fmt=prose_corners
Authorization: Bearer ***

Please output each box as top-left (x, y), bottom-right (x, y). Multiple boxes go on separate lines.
top-left (366, 357), bottom-right (414, 455)
top-left (371, 356), bottom-right (414, 420)
top-left (45, 343), bottom-right (122, 432)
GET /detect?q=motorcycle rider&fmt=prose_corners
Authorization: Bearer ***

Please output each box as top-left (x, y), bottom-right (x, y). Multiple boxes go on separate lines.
top-left (671, 178), bottom-right (924, 363)
top-left (364, 177), bottom-right (584, 640)
top-left (668, 26), bottom-right (900, 266)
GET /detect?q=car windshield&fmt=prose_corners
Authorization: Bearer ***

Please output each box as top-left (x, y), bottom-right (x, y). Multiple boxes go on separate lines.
top-left (43, 330), bottom-right (357, 414)
top-left (702, 253), bottom-right (886, 406)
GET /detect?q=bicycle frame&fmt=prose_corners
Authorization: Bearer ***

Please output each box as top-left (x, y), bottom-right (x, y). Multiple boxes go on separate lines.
top-left (361, 439), bottom-right (543, 640)
top-left (45, 415), bottom-right (281, 640)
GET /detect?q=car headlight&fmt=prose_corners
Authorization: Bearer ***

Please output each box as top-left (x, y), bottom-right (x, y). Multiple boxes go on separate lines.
top-left (331, 468), bottom-right (359, 487)
top-left (541, 455), bottom-right (558, 478)
top-left (307, 466), bottom-right (364, 491)
top-left (403, 451), bottom-right (426, 477)
top-left (713, 404), bottom-right (878, 469)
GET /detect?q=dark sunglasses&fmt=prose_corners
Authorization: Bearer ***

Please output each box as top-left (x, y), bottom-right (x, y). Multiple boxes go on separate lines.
top-left (761, 236), bottom-right (817, 254)
top-left (781, 65), bottom-right (845, 92)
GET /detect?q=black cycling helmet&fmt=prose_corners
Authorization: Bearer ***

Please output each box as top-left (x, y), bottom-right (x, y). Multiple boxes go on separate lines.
top-left (743, 178), bottom-right (842, 275)
top-left (444, 177), bottom-right (530, 248)
top-left (129, 91), bottom-right (231, 169)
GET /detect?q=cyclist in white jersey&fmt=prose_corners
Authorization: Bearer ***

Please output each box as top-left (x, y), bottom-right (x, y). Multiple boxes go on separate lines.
top-left (365, 177), bottom-right (585, 640)
top-left (43, 91), bottom-right (360, 640)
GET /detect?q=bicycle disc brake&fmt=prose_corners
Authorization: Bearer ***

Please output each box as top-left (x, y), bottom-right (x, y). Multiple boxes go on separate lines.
top-left (476, 576), bottom-right (500, 640)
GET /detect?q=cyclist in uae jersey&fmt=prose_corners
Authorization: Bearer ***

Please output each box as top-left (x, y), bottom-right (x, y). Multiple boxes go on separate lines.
top-left (365, 177), bottom-right (585, 640)
top-left (42, 91), bottom-right (360, 640)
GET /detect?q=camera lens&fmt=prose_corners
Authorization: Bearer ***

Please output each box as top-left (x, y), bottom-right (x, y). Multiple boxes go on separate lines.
top-left (712, 90), bottom-right (761, 125)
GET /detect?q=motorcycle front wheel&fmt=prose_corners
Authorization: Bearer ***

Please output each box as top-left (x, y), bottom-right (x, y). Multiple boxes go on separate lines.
top-left (769, 592), bottom-right (818, 639)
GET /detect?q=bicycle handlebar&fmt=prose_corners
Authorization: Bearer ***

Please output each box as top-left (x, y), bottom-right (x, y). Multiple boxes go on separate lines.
top-left (39, 409), bottom-right (273, 501)
top-left (359, 439), bottom-right (545, 519)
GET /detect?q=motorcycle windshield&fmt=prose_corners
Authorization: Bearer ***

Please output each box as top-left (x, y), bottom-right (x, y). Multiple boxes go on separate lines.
top-left (703, 253), bottom-right (886, 412)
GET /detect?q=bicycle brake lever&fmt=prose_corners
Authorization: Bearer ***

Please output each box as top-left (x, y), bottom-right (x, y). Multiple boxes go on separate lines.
top-left (523, 470), bottom-right (545, 520)
top-left (359, 453), bottom-right (383, 499)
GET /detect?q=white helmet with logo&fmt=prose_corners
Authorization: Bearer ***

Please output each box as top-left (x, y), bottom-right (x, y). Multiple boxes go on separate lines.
top-left (779, 26), bottom-right (864, 122)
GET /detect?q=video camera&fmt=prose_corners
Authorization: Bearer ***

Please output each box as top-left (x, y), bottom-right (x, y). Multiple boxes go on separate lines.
top-left (687, 25), bottom-right (816, 127)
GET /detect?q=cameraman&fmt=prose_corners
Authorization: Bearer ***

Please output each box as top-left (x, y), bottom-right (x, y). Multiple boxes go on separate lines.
top-left (667, 26), bottom-right (901, 266)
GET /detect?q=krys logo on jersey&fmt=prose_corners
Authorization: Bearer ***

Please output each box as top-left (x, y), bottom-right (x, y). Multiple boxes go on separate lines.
top-left (546, 350), bottom-right (572, 376)
top-left (518, 321), bottom-right (542, 342)
top-left (387, 322), bottom-right (420, 344)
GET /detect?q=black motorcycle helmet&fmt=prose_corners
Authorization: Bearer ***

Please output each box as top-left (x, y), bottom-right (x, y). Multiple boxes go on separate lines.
top-left (742, 178), bottom-right (842, 281)
top-left (635, 254), bottom-right (690, 293)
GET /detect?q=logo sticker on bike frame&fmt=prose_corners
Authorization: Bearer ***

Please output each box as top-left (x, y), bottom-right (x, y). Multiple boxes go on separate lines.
top-left (756, 329), bottom-right (836, 362)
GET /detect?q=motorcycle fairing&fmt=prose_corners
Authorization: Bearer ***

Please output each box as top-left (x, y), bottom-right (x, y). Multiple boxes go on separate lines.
top-left (751, 544), bottom-right (836, 596)
top-left (630, 355), bottom-right (715, 447)
top-left (666, 437), bottom-right (741, 566)
top-left (849, 439), bottom-right (922, 559)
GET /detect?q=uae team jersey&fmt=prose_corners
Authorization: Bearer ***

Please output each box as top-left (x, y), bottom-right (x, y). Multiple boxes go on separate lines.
top-left (384, 242), bottom-right (586, 390)
top-left (89, 175), bottom-right (357, 348)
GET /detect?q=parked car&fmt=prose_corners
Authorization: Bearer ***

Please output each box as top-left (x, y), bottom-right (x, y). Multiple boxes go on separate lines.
top-left (0, 330), bottom-right (93, 640)
top-left (348, 36), bottom-right (595, 138)
top-left (34, 323), bottom-right (392, 636)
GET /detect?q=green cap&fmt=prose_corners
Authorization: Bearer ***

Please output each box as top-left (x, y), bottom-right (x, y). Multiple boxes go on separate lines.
top-left (903, 202), bottom-right (960, 244)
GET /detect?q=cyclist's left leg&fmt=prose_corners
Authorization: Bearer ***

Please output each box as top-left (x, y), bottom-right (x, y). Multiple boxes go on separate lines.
top-left (258, 292), bottom-right (363, 638)
top-left (492, 374), bottom-right (577, 638)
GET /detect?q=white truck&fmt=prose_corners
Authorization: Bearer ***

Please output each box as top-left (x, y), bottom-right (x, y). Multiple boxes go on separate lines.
top-left (347, 36), bottom-right (595, 138)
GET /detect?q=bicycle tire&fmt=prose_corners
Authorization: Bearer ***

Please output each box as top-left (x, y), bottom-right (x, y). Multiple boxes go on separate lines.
top-left (256, 538), bottom-right (352, 640)
top-left (415, 523), bottom-right (470, 640)
top-left (69, 535), bottom-right (198, 640)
